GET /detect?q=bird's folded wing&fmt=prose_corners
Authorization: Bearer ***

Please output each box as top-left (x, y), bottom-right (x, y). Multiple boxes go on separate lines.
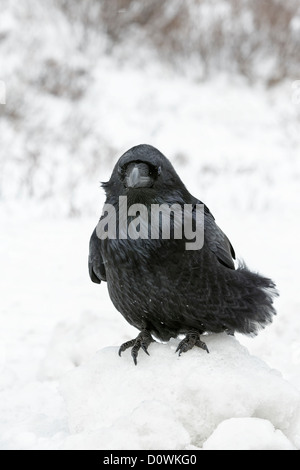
top-left (202, 203), bottom-right (236, 270)
top-left (88, 228), bottom-right (107, 283)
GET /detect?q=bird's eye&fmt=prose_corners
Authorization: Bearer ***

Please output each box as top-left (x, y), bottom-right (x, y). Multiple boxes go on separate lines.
top-left (148, 165), bottom-right (161, 178)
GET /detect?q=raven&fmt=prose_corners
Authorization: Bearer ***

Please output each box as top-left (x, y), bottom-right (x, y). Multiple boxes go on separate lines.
top-left (89, 144), bottom-right (278, 364)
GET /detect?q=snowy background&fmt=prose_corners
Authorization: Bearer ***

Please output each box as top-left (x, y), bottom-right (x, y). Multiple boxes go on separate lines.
top-left (1, 0), bottom-right (300, 450)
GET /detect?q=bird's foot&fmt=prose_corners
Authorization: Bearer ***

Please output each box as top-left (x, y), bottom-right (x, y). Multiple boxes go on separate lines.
top-left (176, 331), bottom-right (209, 356)
top-left (118, 329), bottom-right (154, 365)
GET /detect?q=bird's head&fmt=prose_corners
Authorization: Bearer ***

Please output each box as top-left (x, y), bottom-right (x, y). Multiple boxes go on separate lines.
top-left (102, 144), bottom-right (190, 205)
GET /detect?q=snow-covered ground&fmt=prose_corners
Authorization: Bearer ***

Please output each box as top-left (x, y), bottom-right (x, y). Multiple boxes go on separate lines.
top-left (1, 0), bottom-right (300, 451)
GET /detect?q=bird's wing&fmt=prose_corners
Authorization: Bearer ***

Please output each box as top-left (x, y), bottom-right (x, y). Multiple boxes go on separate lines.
top-left (88, 228), bottom-right (106, 283)
top-left (201, 203), bottom-right (236, 269)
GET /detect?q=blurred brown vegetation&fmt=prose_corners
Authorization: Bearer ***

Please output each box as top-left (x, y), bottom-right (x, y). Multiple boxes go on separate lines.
top-left (58, 0), bottom-right (300, 85)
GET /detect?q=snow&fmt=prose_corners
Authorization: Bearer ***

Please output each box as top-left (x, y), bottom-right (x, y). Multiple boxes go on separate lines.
top-left (203, 418), bottom-right (296, 450)
top-left (60, 335), bottom-right (300, 450)
top-left (1, 0), bottom-right (300, 451)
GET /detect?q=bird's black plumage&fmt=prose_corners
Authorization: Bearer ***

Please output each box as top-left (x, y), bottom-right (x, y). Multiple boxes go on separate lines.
top-left (89, 144), bottom-right (278, 363)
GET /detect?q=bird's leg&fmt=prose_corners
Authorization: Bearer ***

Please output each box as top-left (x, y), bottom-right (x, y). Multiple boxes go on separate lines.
top-left (176, 330), bottom-right (209, 356)
top-left (118, 329), bottom-right (155, 365)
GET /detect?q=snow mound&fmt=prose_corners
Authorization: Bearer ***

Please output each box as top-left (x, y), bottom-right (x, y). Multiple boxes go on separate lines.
top-left (60, 334), bottom-right (300, 450)
top-left (38, 311), bottom-right (131, 381)
top-left (203, 417), bottom-right (296, 450)
top-left (38, 307), bottom-right (136, 381)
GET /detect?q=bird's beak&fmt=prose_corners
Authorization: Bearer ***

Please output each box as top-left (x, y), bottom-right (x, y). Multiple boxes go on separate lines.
top-left (125, 163), bottom-right (153, 188)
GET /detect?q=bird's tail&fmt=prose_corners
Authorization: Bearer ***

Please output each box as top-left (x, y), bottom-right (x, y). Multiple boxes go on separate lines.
top-left (227, 262), bottom-right (279, 335)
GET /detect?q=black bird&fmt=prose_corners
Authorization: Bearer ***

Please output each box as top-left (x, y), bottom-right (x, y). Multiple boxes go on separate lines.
top-left (89, 144), bottom-right (278, 364)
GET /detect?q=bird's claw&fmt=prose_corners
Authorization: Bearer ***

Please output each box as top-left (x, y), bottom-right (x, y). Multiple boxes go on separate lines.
top-left (118, 339), bottom-right (135, 356)
top-left (176, 332), bottom-right (209, 356)
top-left (119, 329), bottom-right (154, 365)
